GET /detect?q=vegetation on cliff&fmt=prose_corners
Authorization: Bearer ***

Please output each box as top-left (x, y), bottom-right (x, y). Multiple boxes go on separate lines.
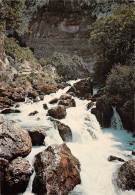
top-left (90, 3), bottom-right (135, 85)
top-left (90, 3), bottom-right (135, 130)
top-left (0, 0), bottom-right (28, 36)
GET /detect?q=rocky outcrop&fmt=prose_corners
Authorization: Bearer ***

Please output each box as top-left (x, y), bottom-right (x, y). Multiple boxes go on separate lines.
top-left (2, 157), bottom-right (34, 195)
top-left (0, 116), bottom-right (32, 160)
top-left (29, 127), bottom-right (46, 146)
top-left (0, 88), bottom-right (26, 109)
top-left (91, 98), bottom-right (113, 128)
top-left (116, 107), bottom-right (135, 133)
top-left (67, 78), bottom-right (93, 99)
top-left (116, 160), bottom-right (135, 190)
top-left (47, 105), bottom-right (67, 119)
top-left (32, 143), bottom-right (81, 195)
top-left (51, 119), bottom-right (72, 142)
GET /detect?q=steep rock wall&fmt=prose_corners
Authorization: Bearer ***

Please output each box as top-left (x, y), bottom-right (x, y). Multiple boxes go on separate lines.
top-left (24, 0), bottom-right (129, 66)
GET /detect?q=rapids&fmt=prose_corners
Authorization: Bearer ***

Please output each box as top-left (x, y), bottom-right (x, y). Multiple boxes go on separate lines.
top-left (2, 80), bottom-right (135, 195)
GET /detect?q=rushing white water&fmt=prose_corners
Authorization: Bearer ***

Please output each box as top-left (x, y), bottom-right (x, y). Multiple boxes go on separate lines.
top-left (2, 80), bottom-right (135, 195)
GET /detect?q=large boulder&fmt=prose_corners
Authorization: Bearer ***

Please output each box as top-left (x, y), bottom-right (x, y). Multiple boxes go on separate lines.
top-left (91, 98), bottom-right (113, 128)
top-left (51, 119), bottom-right (72, 142)
top-left (2, 157), bottom-right (34, 194)
top-left (116, 160), bottom-right (135, 190)
top-left (0, 116), bottom-right (32, 160)
top-left (29, 127), bottom-right (46, 146)
top-left (32, 143), bottom-right (81, 195)
top-left (67, 78), bottom-right (93, 99)
top-left (47, 105), bottom-right (67, 119)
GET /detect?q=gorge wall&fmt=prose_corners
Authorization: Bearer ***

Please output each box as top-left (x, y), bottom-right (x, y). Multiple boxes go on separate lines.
top-left (24, 0), bottom-right (129, 66)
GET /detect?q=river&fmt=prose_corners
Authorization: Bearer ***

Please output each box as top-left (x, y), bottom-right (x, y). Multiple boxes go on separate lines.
top-left (2, 80), bottom-right (135, 195)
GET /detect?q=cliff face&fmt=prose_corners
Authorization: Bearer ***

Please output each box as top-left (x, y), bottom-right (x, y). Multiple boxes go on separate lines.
top-left (24, 0), bottom-right (129, 65)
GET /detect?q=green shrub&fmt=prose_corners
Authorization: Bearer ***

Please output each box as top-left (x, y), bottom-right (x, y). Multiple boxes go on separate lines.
top-left (39, 58), bottom-right (46, 67)
top-left (105, 65), bottom-right (135, 105)
top-left (5, 37), bottom-right (38, 65)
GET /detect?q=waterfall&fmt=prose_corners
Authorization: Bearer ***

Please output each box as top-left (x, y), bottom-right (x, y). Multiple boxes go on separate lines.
top-left (111, 107), bottom-right (123, 130)
top-left (2, 80), bottom-right (135, 195)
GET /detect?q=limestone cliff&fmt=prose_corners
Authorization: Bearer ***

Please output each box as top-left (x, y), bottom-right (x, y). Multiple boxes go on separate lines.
top-left (24, 0), bottom-right (129, 67)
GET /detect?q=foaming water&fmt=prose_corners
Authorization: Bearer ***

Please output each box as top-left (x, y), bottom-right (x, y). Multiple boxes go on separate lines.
top-left (1, 80), bottom-right (135, 195)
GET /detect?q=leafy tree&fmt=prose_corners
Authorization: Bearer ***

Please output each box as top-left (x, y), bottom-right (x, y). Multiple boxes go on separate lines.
top-left (105, 65), bottom-right (135, 112)
top-left (90, 3), bottom-right (135, 85)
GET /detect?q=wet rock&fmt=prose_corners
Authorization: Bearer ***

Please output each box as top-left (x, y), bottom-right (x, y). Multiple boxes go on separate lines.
top-left (57, 82), bottom-right (69, 89)
top-left (86, 101), bottom-right (94, 110)
top-left (92, 98), bottom-right (113, 128)
top-left (116, 160), bottom-right (135, 190)
top-left (29, 127), bottom-right (46, 146)
top-left (1, 108), bottom-right (21, 114)
top-left (0, 97), bottom-right (14, 109)
top-left (108, 155), bottom-right (125, 162)
top-left (67, 78), bottom-right (93, 99)
top-left (29, 110), bottom-right (39, 116)
top-left (3, 157), bottom-right (34, 194)
top-left (116, 107), bottom-right (134, 133)
top-left (51, 119), bottom-right (72, 142)
top-left (28, 90), bottom-right (39, 99)
top-left (91, 107), bottom-right (97, 115)
top-left (132, 151), bottom-right (135, 156)
top-left (39, 94), bottom-right (44, 101)
top-left (10, 92), bottom-right (25, 102)
top-left (43, 103), bottom-right (48, 110)
top-left (60, 94), bottom-right (72, 100)
top-left (15, 104), bottom-right (20, 108)
top-left (49, 98), bottom-right (59, 104)
top-left (58, 98), bottom-right (76, 108)
top-left (90, 93), bottom-right (101, 102)
top-left (47, 105), bottom-right (67, 119)
top-left (32, 143), bottom-right (81, 195)
top-left (0, 116), bottom-right (32, 160)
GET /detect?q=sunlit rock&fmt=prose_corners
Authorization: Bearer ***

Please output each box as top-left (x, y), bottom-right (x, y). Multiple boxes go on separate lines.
top-left (51, 119), bottom-right (72, 142)
top-left (47, 105), bottom-right (67, 119)
top-left (32, 143), bottom-right (81, 195)
top-left (67, 78), bottom-right (93, 99)
top-left (0, 116), bottom-right (32, 160)
top-left (2, 157), bottom-right (34, 194)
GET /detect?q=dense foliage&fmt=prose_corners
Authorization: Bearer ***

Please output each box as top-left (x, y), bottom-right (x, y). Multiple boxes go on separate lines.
top-left (90, 3), bottom-right (135, 85)
top-left (105, 65), bottom-right (135, 112)
top-left (5, 37), bottom-right (38, 65)
top-left (0, 0), bottom-right (28, 36)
